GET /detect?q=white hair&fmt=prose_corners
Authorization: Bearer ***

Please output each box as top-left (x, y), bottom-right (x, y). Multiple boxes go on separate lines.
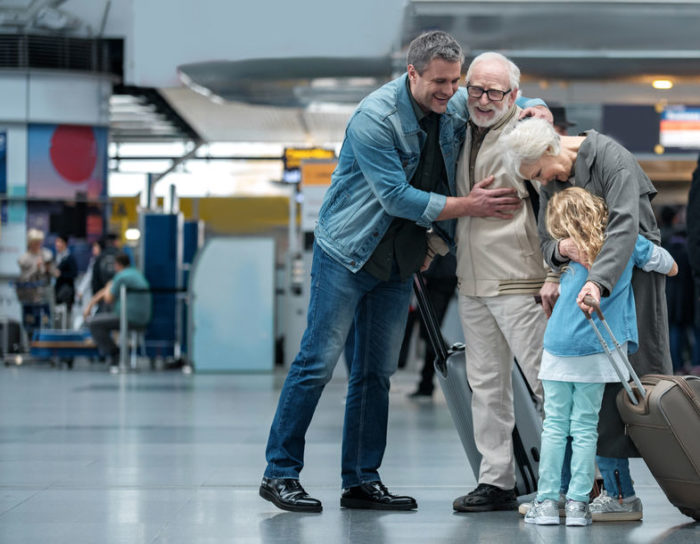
top-left (27, 228), bottom-right (45, 243)
top-left (466, 52), bottom-right (520, 93)
top-left (500, 118), bottom-right (561, 178)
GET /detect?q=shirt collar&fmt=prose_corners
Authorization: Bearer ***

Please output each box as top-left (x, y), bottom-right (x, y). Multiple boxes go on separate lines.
top-left (406, 76), bottom-right (431, 124)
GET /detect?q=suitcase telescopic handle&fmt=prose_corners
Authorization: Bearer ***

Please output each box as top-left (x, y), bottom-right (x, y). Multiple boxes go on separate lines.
top-left (581, 295), bottom-right (646, 404)
top-left (413, 273), bottom-right (449, 372)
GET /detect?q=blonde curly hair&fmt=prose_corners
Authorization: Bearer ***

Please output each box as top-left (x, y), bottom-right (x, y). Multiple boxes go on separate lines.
top-left (546, 187), bottom-right (608, 268)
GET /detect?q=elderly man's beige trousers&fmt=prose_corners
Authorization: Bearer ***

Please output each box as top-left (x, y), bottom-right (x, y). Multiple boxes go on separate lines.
top-left (458, 293), bottom-right (546, 490)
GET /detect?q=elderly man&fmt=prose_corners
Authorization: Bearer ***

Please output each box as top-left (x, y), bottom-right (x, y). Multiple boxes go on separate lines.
top-left (451, 52), bottom-right (557, 513)
top-left (259, 33), bottom-right (551, 514)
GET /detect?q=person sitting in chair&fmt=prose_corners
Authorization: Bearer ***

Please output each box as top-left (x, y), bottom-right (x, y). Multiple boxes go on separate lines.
top-left (83, 252), bottom-right (151, 372)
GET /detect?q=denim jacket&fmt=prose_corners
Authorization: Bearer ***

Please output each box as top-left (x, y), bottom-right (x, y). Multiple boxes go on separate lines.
top-left (315, 73), bottom-right (543, 273)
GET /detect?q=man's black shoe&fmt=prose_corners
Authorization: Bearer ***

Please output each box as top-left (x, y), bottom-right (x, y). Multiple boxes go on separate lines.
top-left (259, 477), bottom-right (322, 513)
top-left (340, 481), bottom-right (417, 510)
top-left (408, 389), bottom-right (433, 399)
top-left (453, 483), bottom-right (517, 512)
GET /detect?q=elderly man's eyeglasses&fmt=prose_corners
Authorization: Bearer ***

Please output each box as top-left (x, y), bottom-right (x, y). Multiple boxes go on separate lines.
top-left (466, 85), bottom-right (512, 102)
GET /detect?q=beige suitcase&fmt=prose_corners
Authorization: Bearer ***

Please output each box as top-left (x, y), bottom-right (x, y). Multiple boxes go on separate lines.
top-left (616, 374), bottom-right (700, 521)
top-left (583, 297), bottom-right (700, 521)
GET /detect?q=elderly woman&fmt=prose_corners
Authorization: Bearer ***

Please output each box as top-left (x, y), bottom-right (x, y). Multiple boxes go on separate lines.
top-left (16, 228), bottom-right (54, 338)
top-left (500, 118), bottom-right (670, 521)
top-left (17, 228), bottom-right (53, 304)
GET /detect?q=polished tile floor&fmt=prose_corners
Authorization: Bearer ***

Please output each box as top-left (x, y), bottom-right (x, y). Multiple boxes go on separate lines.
top-left (0, 359), bottom-right (698, 543)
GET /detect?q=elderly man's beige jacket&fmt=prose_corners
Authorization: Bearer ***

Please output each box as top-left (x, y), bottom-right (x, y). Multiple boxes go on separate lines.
top-left (455, 105), bottom-right (549, 297)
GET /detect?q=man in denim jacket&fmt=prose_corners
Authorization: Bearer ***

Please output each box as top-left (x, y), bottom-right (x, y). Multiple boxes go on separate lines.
top-left (260, 31), bottom-right (551, 513)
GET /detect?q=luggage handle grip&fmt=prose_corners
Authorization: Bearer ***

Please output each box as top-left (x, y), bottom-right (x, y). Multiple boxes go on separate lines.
top-left (581, 294), bottom-right (604, 321)
top-left (413, 273), bottom-right (449, 372)
top-left (581, 295), bottom-right (647, 404)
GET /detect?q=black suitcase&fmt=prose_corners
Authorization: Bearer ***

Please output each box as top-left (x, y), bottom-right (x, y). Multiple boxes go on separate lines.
top-left (413, 272), bottom-right (542, 495)
top-left (0, 318), bottom-right (23, 356)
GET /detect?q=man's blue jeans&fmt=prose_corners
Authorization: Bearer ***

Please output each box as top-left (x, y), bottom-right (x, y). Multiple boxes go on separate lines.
top-left (264, 243), bottom-right (412, 489)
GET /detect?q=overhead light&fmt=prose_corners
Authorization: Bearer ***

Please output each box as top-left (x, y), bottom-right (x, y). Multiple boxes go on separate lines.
top-left (125, 228), bottom-right (141, 241)
top-left (652, 80), bottom-right (673, 90)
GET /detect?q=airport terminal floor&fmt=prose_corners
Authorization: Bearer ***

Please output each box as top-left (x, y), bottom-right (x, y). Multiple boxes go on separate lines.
top-left (0, 359), bottom-right (698, 544)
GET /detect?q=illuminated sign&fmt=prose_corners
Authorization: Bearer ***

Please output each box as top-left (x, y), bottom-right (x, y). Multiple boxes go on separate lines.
top-left (282, 147), bottom-right (336, 182)
top-left (301, 161), bottom-right (336, 186)
top-left (284, 147), bottom-right (335, 170)
top-left (300, 160), bottom-right (337, 232)
top-left (660, 106), bottom-right (700, 150)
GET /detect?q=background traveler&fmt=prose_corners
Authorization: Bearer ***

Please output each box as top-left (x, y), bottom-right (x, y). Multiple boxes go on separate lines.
top-left (53, 233), bottom-right (78, 317)
top-left (685, 153), bottom-right (700, 374)
top-left (83, 252), bottom-right (152, 373)
top-left (551, 106), bottom-right (576, 137)
top-left (16, 229), bottom-right (53, 338)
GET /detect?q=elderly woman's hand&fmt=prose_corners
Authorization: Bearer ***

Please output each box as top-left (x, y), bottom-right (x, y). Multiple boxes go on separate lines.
top-left (559, 238), bottom-right (594, 268)
top-left (558, 238), bottom-right (582, 263)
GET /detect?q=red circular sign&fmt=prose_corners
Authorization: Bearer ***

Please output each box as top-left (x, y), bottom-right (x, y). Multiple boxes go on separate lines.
top-left (49, 125), bottom-right (98, 183)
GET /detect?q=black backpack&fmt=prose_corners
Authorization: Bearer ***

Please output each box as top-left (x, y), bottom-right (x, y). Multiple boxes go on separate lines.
top-left (92, 248), bottom-right (118, 292)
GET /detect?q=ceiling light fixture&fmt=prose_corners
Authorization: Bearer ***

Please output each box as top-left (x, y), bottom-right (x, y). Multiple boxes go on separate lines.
top-left (652, 79), bottom-right (673, 90)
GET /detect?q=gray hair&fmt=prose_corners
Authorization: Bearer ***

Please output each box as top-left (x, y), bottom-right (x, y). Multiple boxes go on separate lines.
top-left (407, 31), bottom-right (464, 74)
top-left (466, 52), bottom-right (521, 91)
top-left (27, 228), bottom-right (45, 243)
top-left (500, 118), bottom-right (561, 178)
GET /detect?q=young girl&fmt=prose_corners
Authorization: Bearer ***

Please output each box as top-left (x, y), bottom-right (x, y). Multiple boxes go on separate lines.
top-left (524, 187), bottom-right (677, 526)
